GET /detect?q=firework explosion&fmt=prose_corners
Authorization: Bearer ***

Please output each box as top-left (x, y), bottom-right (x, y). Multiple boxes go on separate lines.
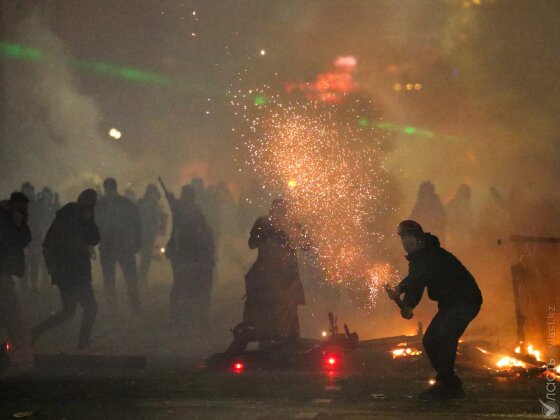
top-left (233, 86), bottom-right (398, 306)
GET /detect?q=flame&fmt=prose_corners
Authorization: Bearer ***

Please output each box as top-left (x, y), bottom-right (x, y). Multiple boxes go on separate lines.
top-left (527, 344), bottom-right (541, 362)
top-left (391, 343), bottom-right (422, 359)
top-left (497, 356), bottom-right (526, 368)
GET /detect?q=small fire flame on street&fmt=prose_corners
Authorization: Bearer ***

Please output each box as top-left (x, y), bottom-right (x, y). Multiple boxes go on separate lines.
top-left (391, 342), bottom-right (422, 359)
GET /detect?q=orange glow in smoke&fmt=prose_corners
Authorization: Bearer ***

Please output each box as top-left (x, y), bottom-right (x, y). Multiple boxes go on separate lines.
top-left (285, 56), bottom-right (357, 104)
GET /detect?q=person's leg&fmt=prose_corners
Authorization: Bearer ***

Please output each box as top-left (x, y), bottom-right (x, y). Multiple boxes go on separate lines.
top-left (32, 286), bottom-right (78, 341)
top-left (28, 250), bottom-right (40, 292)
top-left (435, 305), bottom-right (480, 384)
top-left (119, 252), bottom-right (141, 315)
top-left (138, 237), bottom-right (155, 283)
top-left (422, 311), bottom-right (442, 374)
top-left (100, 247), bottom-right (118, 312)
top-left (76, 284), bottom-right (98, 349)
top-left (169, 259), bottom-right (189, 328)
top-left (198, 266), bottom-right (214, 335)
top-left (419, 305), bottom-right (480, 400)
top-left (0, 274), bottom-right (23, 344)
top-left (418, 311), bottom-right (445, 400)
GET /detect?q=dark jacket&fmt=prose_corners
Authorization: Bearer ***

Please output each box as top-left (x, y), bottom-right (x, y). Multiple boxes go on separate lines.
top-left (166, 197), bottom-right (214, 267)
top-left (0, 202), bottom-right (32, 277)
top-left (43, 203), bottom-right (100, 285)
top-left (398, 233), bottom-right (482, 310)
top-left (95, 194), bottom-right (141, 253)
top-left (245, 216), bottom-right (304, 305)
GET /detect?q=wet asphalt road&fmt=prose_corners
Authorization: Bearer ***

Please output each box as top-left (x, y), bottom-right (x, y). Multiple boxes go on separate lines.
top-left (0, 364), bottom-right (546, 419)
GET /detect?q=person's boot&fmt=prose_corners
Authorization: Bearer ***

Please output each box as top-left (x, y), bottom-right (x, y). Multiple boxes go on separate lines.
top-left (419, 375), bottom-right (465, 400)
top-left (418, 381), bottom-right (444, 400)
top-left (442, 375), bottom-right (465, 399)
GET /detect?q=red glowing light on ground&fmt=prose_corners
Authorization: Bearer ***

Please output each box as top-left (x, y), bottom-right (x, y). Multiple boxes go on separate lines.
top-left (232, 362), bottom-right (244, 372)
top-left (324, 354), bottom-right (339, 369)
top-left (5, 342), bottom-right (10, 353)
top-left (285, 56), bottom-right (357, 104)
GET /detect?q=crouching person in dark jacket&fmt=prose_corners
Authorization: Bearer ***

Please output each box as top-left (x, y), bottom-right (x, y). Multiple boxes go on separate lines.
top-left (32, 189), bottom-right (100, 350)
top-left (0, 192), bottom-right (32, 345)
top-left (386, 220), bottom-right (482, 400)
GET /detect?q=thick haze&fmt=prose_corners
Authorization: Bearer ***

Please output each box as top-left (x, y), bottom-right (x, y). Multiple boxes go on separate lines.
top-left (1, 0), bottom-right (559, 349)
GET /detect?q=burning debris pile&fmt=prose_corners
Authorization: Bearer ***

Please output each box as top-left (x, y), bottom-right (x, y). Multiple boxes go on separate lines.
top-left (461, 341), bottom-right (557, 380)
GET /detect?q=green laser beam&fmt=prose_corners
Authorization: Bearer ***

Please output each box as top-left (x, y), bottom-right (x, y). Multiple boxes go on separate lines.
top-left (359, 117), bottom-right (462, 142)
top-left (0, 40), bottom-right (224, 96)
top-left (0, 41), bottom-right (465, 140)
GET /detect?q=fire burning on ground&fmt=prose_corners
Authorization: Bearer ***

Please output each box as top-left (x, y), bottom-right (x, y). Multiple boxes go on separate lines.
top-left (471, 342), bottom-right (557, 380)
top-left (391, 342), bottom-right (422, 359)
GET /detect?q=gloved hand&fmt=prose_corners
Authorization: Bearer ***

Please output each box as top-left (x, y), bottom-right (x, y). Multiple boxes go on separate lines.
top-left (400, 306), bottom-right (414, 319)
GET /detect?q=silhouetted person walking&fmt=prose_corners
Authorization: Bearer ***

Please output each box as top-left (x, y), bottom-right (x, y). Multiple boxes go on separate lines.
top-left (32, 189), bottom-right (100, 350)
top-left (165, 185), bottom-right (214, 337)
top-left (0, 192), bottom-right (32, 347)
top-left (137, 184), bottom-right (166, 283)
top-left (95, 178), bottom-right (142, 315)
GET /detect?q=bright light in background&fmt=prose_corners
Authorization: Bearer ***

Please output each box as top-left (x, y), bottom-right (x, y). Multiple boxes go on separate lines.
top-left (321, 331), bottom-right (328, 337)
top-left (109, 128), bottom-right (122, 140)
top-left (260, 49), bottom-right (266, 56)
top-left (288, 179), bottom-right (297, 188)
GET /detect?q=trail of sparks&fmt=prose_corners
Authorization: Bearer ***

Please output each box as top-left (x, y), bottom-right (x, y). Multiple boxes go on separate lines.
top-left (233, 87), bottom-right (399, 306)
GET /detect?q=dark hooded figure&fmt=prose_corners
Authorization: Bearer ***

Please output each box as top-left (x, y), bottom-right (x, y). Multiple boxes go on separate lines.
top-left (165, 184), bottom-right (215, 336)
top-left (0, 192), bottom-right (32, 345)
top-left (95, 178), bottom-right (142, 315)
top-left (32, 189), bottom-right (100, 350)
top-left (410, 181), bottom-right (446, 241)
top-left (226, 199), bottom-right (308, 354)
top-left (446, 184), bottom-right (473, 247)
top-left (137, 184), bottom-right (166, 283)
top-left (386, 220), bottom-right (482, 400)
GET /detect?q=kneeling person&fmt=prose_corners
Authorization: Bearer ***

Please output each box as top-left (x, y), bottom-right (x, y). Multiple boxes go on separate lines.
top-left (386, 220), bottom-right (482, 400)
top-left (32, 189), bottom-right (100, 350)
